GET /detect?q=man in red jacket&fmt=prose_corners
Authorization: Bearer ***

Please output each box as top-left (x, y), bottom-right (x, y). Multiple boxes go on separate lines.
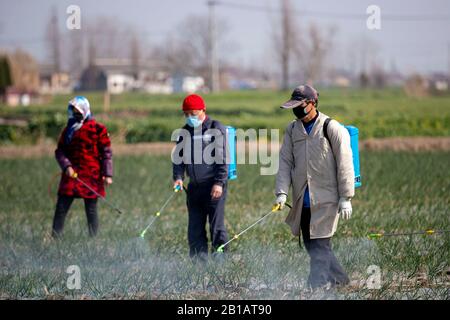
top-left (53, 96), bottom-right (113, 237)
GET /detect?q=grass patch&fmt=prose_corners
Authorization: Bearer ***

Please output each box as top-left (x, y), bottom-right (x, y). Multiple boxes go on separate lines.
top-left (0, 151), bottom-right (448, 299)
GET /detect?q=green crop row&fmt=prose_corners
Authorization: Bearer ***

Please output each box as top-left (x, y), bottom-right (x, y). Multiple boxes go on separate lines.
top-left (1, 88), bottom-right (449, 144)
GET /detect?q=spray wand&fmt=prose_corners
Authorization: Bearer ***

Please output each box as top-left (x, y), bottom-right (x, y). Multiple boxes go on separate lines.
top-left (70, 172), bottom-right (124, 214)
top-left (368, 229), bottom-right (450, 240)
top-left (139, 184), bottom-right (183, 239)
top-left (216, 203), bottom-right (292, 253)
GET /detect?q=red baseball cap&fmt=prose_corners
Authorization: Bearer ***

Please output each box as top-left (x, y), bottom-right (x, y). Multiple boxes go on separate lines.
top-left (182, 94), bottom-right (206, 111)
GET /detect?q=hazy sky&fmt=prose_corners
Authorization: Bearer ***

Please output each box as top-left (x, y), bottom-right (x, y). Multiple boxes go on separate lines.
top-left (0, 0), bottom-right (449, 74)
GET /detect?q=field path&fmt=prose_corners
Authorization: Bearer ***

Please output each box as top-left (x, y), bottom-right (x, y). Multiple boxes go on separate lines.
top-left (0, 137), bottom-right (449, 159)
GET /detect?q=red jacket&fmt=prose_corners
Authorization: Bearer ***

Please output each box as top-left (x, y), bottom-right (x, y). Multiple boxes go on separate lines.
top-left (55, 119), bottom-right (113, 198)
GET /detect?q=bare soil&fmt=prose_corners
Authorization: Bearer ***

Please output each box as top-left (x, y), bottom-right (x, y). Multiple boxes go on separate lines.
top-left (0, 137), bottom-right (449, 159)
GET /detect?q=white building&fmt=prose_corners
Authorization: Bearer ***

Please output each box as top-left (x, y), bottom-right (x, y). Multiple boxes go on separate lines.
top-left (107, 73), bottom-right (135, 94)
top-left (171, 74), bottom-right (205, 94)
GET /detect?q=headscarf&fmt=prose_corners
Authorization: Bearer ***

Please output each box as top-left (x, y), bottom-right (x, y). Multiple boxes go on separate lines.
top-left (64, 96), bottom-right (92, 144)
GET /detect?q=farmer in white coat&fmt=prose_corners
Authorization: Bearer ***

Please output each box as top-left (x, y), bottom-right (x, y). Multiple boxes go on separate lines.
top-left (275, 84), bottom-right (355, 290)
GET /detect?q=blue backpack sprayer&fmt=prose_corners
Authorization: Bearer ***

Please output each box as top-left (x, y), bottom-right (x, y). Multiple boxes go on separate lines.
top-left (323, 118), bottom-right (361, 188)
top-left (226, 126), bottom-right (238, 180)
top-left (346, 125), bottom-right (361, 188)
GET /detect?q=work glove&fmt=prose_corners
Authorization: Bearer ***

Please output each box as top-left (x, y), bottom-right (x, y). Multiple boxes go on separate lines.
top-left (275, 193), bottom-right (287, 209)
top-left (338, 197), bottom-right (352, 220)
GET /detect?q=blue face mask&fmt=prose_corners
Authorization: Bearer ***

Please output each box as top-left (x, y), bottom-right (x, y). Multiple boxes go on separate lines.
top-left (186, 115), bottom-right (203, 128)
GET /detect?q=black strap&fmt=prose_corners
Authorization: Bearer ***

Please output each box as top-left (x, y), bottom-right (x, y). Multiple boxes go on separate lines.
top-left (323, 117), bottom-right (331, 146)
top-left (210, 119), bottom-right (219, 129)
top-left (287, 121), bottom-right (296, 141)
top-left (323, 117), bottom-right (337, 162)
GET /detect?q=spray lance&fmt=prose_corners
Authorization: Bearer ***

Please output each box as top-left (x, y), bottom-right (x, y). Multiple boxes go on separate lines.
top-left (70, 172), bottom-right (124, 214)
top-left (216, 203), bottom-right (292, 253)
top-left (368, 229), bottom-right (450, 240)
top-left (139, 184), bottom-right (183, 239)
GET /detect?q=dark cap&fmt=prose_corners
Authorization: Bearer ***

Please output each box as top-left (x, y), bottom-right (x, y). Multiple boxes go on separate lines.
top-left (281, 85), bottom-right (319, 109)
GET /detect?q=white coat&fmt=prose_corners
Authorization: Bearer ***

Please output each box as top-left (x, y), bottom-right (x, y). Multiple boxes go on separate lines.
top-left (275, 112), bottom-right (355, 238)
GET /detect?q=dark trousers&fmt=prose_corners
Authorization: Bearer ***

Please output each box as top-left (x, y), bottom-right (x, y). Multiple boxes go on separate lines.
top-left (300, 207), bottom-right (350, 289)
top-left (52, 195), bottom-right (99, 237)
top-left (186, 182), bottom-right (228, 258)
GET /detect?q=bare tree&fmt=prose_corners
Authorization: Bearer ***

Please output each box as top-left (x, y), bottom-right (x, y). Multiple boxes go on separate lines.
top-left (85, 17), bottom-right (122, 60)
top-left (371, 64), bottom-right (387, 89)
top-left (155, 33), bottom-right (195, 76)
top-left (352, 35), bottom-right (380, 76)
top-left (346, 35), bottom-right (380, 87)
top-left (65, 30), bottom-right (84, 78)
top-left (158, 14), bottom-right (228, 89)
top-left (130, 33), bottom-right (140, 80)
top-left (61, 16), bottom-right (151, 76)
top-left (300, 23), bottom-right (335, 85)
top-left (45, 6), bottom-right (61, 72)
top-left (69, 17), bottom-right (145, 64)
top-left (271, 0), bottom-right (301, 90)
top-left (180, 14), bottom-right (214, 81)
top-left (87, 36), bottom-right (97, 67)
top-left (8, 49), bottom-right (40, 92)
top-left (0, 55), bottom-right (13, 96)
top-left (271, 1), bottom-right (337, 87)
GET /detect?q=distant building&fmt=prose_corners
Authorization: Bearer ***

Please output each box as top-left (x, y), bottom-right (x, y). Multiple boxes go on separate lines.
top-left (139, 70), bottom-right (172, 94)
top-left (171, 73), bottom-right (205, 94)
top-left (428, 73), bottom-right (449, 92)
top-left (221, 66), bottom-right (277, 90)
top-left (76, 58), bottom-right (207, 94)
top-left (78, 59), bottom-right (155, 94)
top-left (228, 79), bottom-right (258, 90)
top-left (39, 65), bottom-right (72, 94)
top-left (0, 50), bottom-right (40, 106)
top-left (142, 79), bottom-right (172, 94)
top-left (333, 76), bottom-right (351, 88)
top-left (4, 87), bottom-right (40, 107)
top-left (107, 73), bottom-right (135, 94)
top-left (325, 69), bottom-right (355, 88)
top-left (77, 65), bottom-right (107, 92)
